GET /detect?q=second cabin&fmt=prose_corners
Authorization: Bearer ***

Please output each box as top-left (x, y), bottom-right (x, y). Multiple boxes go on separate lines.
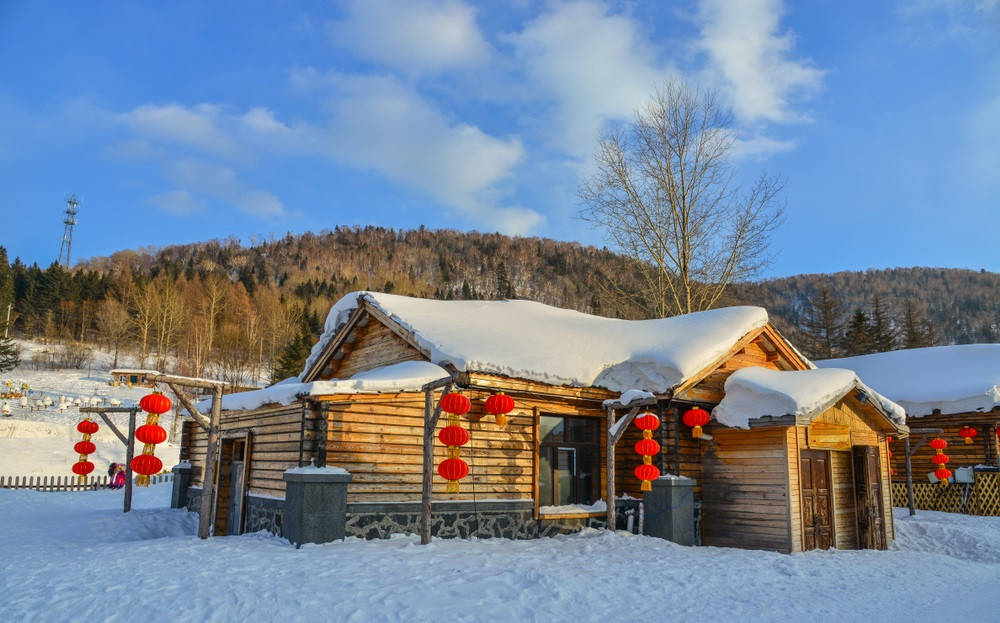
top-left (177, 291), bottom-right (908, 553)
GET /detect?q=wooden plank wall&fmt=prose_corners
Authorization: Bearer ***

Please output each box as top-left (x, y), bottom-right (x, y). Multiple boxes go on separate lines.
top-left (322, 320), bottom-right (426, 380)
top-left (616, 405), bottom-right (703, 499)
top-left (888, 414), bottom-right (1000, 480)
top-left (179, 403), bottom-right (312, 499)
top-left (322, 387), bottom-right (608, 505)
top-left (676, 337), bottom-right (784, 404)
top-left (700, 427), bottom-right (791, 553)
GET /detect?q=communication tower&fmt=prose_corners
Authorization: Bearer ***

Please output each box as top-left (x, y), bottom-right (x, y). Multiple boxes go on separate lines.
top-left (58, 195), bottom-right (79, 268)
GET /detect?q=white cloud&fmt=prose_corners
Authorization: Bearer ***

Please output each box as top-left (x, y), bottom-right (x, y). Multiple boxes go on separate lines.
top-left (696, 0), bottom-right (823, 123)
top-left (326, 0), bottom-right (491, 75)
top-left (310, 71), bottom-right (534, 233)
top-left (167, 159), bottom-right (285, 217)
top-left (120, 104), bottom-right (243, 159)
top-left (731, 134), bottom-right (798, 159)
top-left (506, 1), bottom-right (674, 156)
top-left (146, 190), bottom-right (204, 216)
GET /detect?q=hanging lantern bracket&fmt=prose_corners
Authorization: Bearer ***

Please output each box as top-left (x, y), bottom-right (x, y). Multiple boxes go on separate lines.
top-left (901, 427), bottom-right (944, 517)
top-left (80, 405), bottom-right (140, 514)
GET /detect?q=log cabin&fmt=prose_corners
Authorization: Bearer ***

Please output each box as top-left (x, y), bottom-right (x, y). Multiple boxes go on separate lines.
top-left (818, 345), bottom-right (1000, 484)
top-left (176, 291), bottom-right (907, 552)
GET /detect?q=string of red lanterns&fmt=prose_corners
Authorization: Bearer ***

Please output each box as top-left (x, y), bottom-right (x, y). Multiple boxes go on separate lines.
top-left (131, 392), bottom-right (171, 487)
top-left (633, 412), bottom-right (661, 491)
top-left (958, 425), bottom-right (978, 444)
top-left (930, 438), bottom-right (951, 486)
top-left (682, 406), bottom-right (710, 439)
top-left (438, 392), bottom-right (471, 493)
top-left (72, 419), bottom-right (100, 484)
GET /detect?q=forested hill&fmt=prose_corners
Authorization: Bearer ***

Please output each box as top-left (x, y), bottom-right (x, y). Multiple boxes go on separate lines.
top-left (2, 227), bottom-right (997, 379)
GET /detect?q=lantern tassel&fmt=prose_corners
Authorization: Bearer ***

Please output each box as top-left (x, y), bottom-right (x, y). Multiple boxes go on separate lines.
top-left (692, 425), bottom-right (703, 439)
top-left (496, 413), bottom-right (507, 427)
top-left (136, 475), bottom-right (150, 487)
top-left (446, 480), bottom-right (459, 494)
top-left (641, 480), bottom-right (651, 492)
top-left (965, 438), bottom-right (973, 444)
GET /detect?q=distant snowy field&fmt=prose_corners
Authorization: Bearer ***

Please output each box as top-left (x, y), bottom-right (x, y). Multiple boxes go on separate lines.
top-left (0, 340), bottom-right (180, 476)
top-left (2, 485), bottom-right (998, 623)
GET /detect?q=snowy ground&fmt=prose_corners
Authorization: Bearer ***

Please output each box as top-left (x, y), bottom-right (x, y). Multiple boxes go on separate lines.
top-left (2, 486), bottom-right (999, 623)
top-left (0, 340), bottom-right (180, 476)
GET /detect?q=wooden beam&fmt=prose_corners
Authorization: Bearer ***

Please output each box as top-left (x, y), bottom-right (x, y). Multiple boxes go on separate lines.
top-left (80, 406), bottom-right (138, 513)
top-left (605, 405), bottom-right (640, 530)
top-left (197, 385), bottom-right (224, 539)
top-left (164, 382), bottom-right (211, 432)
top-left (79, 407), bottom-right (128, 446)
top-left (420, 380), bottom-right (453, 544)
top-left (671, 327), bottom-right (767, 399)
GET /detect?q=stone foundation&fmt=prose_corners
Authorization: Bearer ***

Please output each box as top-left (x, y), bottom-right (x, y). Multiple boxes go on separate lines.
top-left (245, 495), bottom-right (284, 535)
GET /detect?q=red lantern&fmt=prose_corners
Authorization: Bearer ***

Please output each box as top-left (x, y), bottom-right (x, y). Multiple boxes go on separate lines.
top-left (634, 463), bottom-right (660, 484)
top-left (73, 440), bottom-right (96, 455)
top-left (930, 438), bottom-right (950, 487)
top-left (440, 392), bottom-right (471, 416)
top-left (958, 426), bottom-right (977, 444)
top-left (72, 461), bottom-right (94, 476)
top-left (76, 420), bottom-right (99, 435)
top-left (634, 438), bottom-right (661, 456)
top-left (139, 392), bottom-right (172, 415)
top-left (130, 454), bottom-right (163, 476)
top-left (135, 424), bottom-right (168, 445)
top-left (438, 425), bottom-right (470, 447)
top-left (438, 457), bottom-right (469, 485)
top-left (635, 413), bottom-right (660, 431)
top-left (682, 407), bottom-right (710, 438)
top-left (484, 393), bottom-right (515, 427)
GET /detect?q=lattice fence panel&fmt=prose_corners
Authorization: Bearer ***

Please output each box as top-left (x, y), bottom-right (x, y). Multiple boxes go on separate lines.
top-left (892, 473), bottom-right (1000, 516)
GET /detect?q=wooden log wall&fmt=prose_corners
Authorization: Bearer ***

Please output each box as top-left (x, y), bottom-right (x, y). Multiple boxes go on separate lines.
top-left (889, 413), bottom-right (1000, 480)
top-left (319, 382), bottom-right (609, 506)
top-left (321, 318), bottom-right (425, 380)
top-left (615, 404), bottom-right (703, 499)
top-left (700, 427), bottom-right (792, 553)
top-left (180, 403), bottom-right (313, 499)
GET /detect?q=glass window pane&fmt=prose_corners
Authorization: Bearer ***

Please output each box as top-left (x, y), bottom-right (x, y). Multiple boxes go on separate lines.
top-left (538, 447), bottom-right (554, 506)
top-left (566, 417), bottom-right (597, 443)
top-left (540, 415), bottom-right (564, 443)
top-left (577, 446), bottom-right (600, 505)
top-left (556, 448), bottom-right (575, 505)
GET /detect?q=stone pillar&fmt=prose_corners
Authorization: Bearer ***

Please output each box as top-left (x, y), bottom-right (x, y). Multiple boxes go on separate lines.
top-left (643, 476), bottom-right (696, 545)
top-left (170, 463), bottom-right (193, 509)
top-left (283, 467), bottom-right (353, 546)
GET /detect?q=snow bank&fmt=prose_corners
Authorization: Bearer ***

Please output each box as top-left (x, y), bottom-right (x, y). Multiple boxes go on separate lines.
top-left (285, 465), bottom-right (350, 475)
top-left (5, 487), bottom-right (1000, 623)
top-left (713, 367), bottom-right (906, 429)
top-left (538, 500), bottom-right (607, 515)
top-left (216, 360), bottom-right (449, 411)
top-left (303, 292), bottom-right (768, 393)
top-left (817, 344), bottom-right (1000, 417)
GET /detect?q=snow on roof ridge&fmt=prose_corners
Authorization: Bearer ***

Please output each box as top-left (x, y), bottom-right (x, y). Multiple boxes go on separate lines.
top-left (816, 344), bottom-right (1000, 417)
top-left (713, 366), bottom-right (906, 430)
top-left (301, 291), bottom-right (770, 394)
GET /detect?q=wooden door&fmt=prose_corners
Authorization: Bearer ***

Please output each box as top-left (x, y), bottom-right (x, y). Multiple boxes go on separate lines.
top-left (800, 450), bottom-right (834, 550)
top-left (212, 434), bottom-right (250, 537)
top-left (853, 445), bottom-right (886, 550)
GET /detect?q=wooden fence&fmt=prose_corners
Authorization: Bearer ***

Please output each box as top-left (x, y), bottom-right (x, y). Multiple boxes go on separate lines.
top-left (892, 472), bottom-right (1000, 516)
top-left (0, 473), bottom-right (172, 492)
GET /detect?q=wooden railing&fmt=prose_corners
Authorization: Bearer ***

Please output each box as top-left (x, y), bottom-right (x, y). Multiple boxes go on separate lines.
top-left (0, 473), bottom-right (172, 492)
top-left (892, 472), bottom-right (1000, 516)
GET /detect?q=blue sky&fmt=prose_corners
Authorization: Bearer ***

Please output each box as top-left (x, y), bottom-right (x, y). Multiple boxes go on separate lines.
top-left (0, 0), bottom-right (997, 278)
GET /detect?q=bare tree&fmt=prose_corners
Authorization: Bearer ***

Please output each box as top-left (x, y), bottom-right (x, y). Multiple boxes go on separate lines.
top-left (95, 297), bottom-right (130, 368)
top-left (579, 80), bottom-right (784, 317)
top-left (128, 281), bottom-right (156, 369)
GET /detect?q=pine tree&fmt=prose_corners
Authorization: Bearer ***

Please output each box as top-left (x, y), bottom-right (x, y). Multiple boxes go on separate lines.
top-left (271, 321), bottom-right (314, 383)
top-left (841, 308), bottom-right (874, 356)
top-left (869, 295), bottom-right (898, 353)
top-left (901, 300), bottom-right (936, 349)
top-left (0, 334), bottom-right (19, 372)
top-left (801, 285), bottom-right (845, 359)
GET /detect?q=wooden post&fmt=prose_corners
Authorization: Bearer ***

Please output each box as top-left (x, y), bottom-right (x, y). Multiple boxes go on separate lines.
top-left (904, 435), bottom-right (915, 516)
top-left (606, 406), bottom-right (616, 530)
top-left (419, 378), bottom-right (453, 545)
top-left (124, 407), bottom-right (137, 513)
top-left (198, 385), bottom-right (223, 539)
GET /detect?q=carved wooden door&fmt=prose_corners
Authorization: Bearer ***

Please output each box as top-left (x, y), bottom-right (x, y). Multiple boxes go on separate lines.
top-left (853, 445), bottom-right (886, 550)
top-left (800, 450), bottom-right (834, 550)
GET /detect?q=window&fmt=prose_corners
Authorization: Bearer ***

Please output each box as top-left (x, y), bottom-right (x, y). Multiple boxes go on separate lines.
top-left (538, 414), bottom-right (600, 507)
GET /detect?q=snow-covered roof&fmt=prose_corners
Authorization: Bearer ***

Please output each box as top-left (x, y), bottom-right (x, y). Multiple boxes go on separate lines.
top-left (302, 292), bottom-right (770, 394)
top-left (214, 361), bottom-right (449, 411)
top-left (816, 345), bottom-right (1000, 417)
top-left (713, 366), bottom-right (907, 430)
